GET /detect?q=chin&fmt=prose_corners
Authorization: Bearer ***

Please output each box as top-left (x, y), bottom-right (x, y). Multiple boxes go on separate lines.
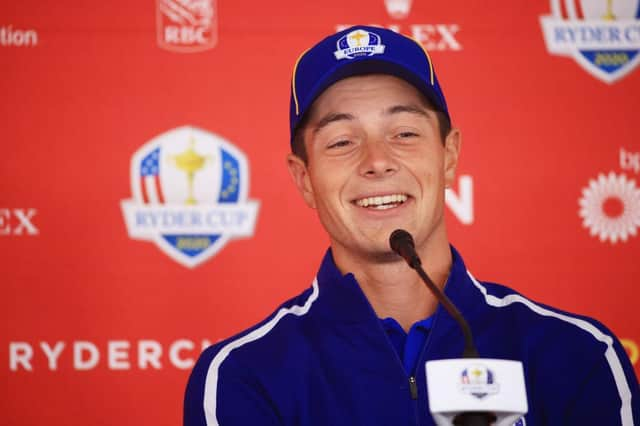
top-left (352, 237), bottom-right (398, 261)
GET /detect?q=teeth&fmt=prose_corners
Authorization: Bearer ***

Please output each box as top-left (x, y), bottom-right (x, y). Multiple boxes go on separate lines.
top-left (355, 194), bottom-right (408, 208)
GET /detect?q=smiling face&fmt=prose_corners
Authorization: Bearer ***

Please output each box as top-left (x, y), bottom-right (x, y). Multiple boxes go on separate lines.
top-left (287, 74), bottom-right (460, 264)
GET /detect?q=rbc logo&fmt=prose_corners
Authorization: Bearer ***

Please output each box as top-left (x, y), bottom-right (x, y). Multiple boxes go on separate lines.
top-left (156, 0), bottom-right (217, 53)
top-left (540, 0), bottom-right (640, 83)
top-left (121, 126), bottom-right (259, 268)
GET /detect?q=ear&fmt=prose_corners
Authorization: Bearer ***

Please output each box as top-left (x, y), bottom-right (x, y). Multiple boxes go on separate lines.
top-left (443, 128), bottom-right (461, 188)
top-left (286, 153), bottom-right (317, 209)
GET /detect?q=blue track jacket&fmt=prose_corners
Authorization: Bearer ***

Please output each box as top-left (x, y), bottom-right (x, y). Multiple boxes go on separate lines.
top-left (184, 247), bottom-right (639, 425)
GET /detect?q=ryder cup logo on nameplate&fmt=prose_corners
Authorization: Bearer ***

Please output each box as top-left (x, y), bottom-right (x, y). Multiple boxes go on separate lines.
top-left (540, 0), bottom-right (640, 83)
top-left (120, 126), bottom-right (259, 268)
top-left (334, 30), bottom-right (386, 60)
top-left (460, 364), bottom-right (499, 399)
top-left (156, 0), bottom-right (217, 52)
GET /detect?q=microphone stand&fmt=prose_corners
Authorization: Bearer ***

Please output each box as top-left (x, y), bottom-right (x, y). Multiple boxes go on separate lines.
top-left (389, 229), bottom-right (496, 426)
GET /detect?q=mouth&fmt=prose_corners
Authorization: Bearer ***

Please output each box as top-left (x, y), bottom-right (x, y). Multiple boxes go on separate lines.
top-left (353, 193), bottom-right (409, 210)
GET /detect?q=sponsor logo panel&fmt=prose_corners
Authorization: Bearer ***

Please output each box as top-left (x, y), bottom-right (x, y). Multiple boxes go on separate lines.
top-left (621, 146), bottom-right (640, 174)
top-left (578, 172), bottom-right (640, 243)
top-left (0, 25), bottom-right (38, 47)
top-left (121, 126), bottom-right (259, 268)
top-left (156, 0), bottom-right (217, 53)
top-left (385, 0), bottom-right (413, 19)
top-left (8, 339), bottom-right (213, 371)
top-left (578, 146), bottom-right (640, 244)
top-left (540, 0), bottom-right (640, 83)
top-left (0, 208), bottom-right (38, 236)
top-left (446, 176), bottom-right (474, 225)
top-left (336, 0), bottom-right (462, 51)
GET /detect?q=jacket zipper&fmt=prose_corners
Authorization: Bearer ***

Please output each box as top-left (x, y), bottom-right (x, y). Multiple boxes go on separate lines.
top-left (366, 289), bottom-right (426, 423)
top-left (409, 376), bottom-right (418, 399)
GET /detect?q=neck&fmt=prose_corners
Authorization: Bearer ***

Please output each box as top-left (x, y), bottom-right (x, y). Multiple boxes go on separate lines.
top-left (332, 231), bottom-right (452, 332)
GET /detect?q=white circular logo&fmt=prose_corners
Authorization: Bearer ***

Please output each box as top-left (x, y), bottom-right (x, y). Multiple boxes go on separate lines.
top-left (578, 172), bottom-right (640, 244)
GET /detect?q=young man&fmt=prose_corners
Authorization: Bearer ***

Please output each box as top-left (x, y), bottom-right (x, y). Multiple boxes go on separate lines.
top-left (184, 26), bottom-right (639, 425)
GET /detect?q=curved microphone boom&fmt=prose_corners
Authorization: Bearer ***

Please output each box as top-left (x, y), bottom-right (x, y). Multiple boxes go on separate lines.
top-left (389, 229), bottom-right (479, 358)
top-left (390, 229), bottom-right (527, 426)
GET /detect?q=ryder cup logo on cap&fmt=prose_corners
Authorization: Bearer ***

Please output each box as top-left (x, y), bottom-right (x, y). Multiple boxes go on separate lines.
top-left (120, 126), bottom-right (259, 268)
top-left (539, 0), bottom-right (640, 83)
top-left (290, 25), bottom-right (449, 146)
top-left (460, 364), bottom-right (500, 399)
top-left (334, 30), bottom-right (386, 60)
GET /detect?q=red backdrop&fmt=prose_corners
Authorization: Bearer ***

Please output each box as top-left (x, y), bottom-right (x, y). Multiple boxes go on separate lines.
top-left (2, 1), bottom-right (639, 425)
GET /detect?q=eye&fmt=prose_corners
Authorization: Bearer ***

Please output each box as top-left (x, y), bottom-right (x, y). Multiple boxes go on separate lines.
top-left (396, 131), bottom-right (419, 139)
top-left (327, 139), bottom-right (352, 149)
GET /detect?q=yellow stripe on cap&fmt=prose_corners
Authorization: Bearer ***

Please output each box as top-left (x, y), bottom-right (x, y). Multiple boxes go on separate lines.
top-left (409, 37), bottom-right (434, 85)
top-left (291, 48), bottom-right (310, 116)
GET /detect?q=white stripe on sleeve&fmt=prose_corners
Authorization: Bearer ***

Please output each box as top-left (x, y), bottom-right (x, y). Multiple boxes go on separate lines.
top-left (203, 278), bottom-right (320, 425)
top-left (467, 271), bottom-right (633, 425)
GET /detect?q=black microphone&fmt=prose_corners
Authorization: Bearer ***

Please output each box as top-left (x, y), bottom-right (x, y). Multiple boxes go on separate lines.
top-left (389, 228), bottom-right (422, 269)
top-left (389, 229), bottom-right (479, 358)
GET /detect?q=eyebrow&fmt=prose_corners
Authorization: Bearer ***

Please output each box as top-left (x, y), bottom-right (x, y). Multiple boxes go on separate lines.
top-left (311, 104), bottom-right (431, 134)
top-left (312, 113), bottom-right (355, 134)
top-left (386, 104), bottom-right (432, 118)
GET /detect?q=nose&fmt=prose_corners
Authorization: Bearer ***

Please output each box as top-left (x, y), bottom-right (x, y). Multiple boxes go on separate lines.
top-left (358, 140), bottom-right (398, 178)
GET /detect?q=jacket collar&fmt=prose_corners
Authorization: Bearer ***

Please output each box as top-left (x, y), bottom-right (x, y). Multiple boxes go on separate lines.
top-left (313, 246), bottom-right (481, 330)
top-left (314, 249), bottom-right (377, 324)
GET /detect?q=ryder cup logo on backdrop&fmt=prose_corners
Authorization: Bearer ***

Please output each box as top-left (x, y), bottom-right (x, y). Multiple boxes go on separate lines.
top-left (121, 126), bottom-right (259, 268)
top-left (540, 0), bottom-right (640, 83)
top-left (334, 30), bottom-right (386, 60)
top-left (156, 0), bottom-right (217, 53)
top-left (460, 364), bottom-right (499, 399)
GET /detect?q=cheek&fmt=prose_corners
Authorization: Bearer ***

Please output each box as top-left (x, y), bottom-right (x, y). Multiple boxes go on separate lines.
top-left (309, 167), bottom-right (350, 211)
top-left (409, 158), bottom-right (445, 198)
top-left (410, 158), bottom-right (437, 183)
top-left (309, 170), bottom-right (338, 202)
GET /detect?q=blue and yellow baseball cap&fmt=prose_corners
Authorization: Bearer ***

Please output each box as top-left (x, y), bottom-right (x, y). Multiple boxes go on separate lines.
top-left (289, 25), bottom-right (450, 147)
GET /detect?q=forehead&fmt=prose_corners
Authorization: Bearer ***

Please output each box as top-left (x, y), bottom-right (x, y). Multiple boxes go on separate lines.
top-left (308, 74), bottom-right (429, 118)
